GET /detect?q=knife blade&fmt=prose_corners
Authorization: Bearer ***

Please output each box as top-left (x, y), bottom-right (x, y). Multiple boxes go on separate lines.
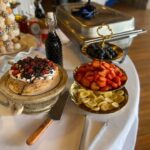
top-left (26, 90), bottom-right (69, 145)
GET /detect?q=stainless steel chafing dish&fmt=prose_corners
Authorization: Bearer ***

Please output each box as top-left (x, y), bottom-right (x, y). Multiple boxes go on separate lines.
top-left (56, 2), bottom-right (145, 50)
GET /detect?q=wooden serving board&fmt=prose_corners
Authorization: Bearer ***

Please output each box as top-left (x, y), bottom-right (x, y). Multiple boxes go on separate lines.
top-left (0, 67), bottom-right (68, 104)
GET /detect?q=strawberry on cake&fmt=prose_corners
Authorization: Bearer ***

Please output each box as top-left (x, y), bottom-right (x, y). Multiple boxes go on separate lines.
top-left (8, 56), bottom-right (60, 95)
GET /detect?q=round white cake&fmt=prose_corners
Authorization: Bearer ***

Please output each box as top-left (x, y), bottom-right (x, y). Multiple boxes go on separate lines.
top-left (8, 56), bottom-right (60, 95)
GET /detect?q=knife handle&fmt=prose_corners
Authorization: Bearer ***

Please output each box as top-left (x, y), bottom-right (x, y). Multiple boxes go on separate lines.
top-left (26, 118), bottom-right (53, 145)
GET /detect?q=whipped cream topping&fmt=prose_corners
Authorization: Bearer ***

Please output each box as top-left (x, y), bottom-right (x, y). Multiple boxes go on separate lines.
top-left (9, 69), bottom-right (56, 83)
top-left (10, 57), bottom-right (57, 83)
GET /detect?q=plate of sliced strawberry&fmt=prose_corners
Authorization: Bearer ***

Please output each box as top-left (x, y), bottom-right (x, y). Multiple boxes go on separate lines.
top-left (74, 59), bottom-right (127, 92)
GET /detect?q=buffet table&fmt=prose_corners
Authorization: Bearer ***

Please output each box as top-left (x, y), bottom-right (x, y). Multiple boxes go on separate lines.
top-left (0, 30), bottom-right (140, 150)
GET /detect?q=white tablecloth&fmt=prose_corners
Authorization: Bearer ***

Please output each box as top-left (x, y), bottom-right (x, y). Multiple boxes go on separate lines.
top-left (0, 31), bottom-right (140, 150)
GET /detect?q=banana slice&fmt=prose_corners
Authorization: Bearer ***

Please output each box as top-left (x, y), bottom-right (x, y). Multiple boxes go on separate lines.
top-left (84, 102), bottom-right (96, 109)
top-left (94, 97), bottom-right (104, 104)
top-left (87, 100), bottom-right (97, 107)
top-left (114, 95), bottom-right (125, 103)
top-left (116, 90), bottom-right (124, 96)
top-left (100, 102), bottom-right (110, 111)
top-left (92, 106), bottom-right (100, 111)
top-left (112, 102), bottom-right (119, 108)
top-left (89, 94), bottom-right (97, 99)
top-left (111, 93), bottom-right (118, 100)
top-left (78, 88), bottom-right (86, 92)
top-left (104, 97), bottom-right (113, 103)
top-left (98, 101), bottom-right (107, 107)
top-left (103, 92), bottom-right (113, 98)
top-left (97, 95), bottom-right (105, 100)
top-left (107, 103), bottom-right (114, 111)
top-left (78, 91), bottom-right (91, 98)
top-left (81, 97), bottom-right (90, 103)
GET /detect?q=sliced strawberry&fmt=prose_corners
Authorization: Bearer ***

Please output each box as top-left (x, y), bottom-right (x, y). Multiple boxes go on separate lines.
top-left (99, 64), bottom-right (106, 70)
top-left (94, 73), bottom-right (100, 81)
top-left (45, 70), bottom-right (49, 74)
top-left (11, 65), bottom-right (17, 70)
top-left (114, 77), bottom-right (122, 87)
top-left (107, 79), bottom-right (118, 88)
top-left (81, 78), bottom-right (90, 88)
top-left (92, 60), bottom-right (100, 68)
top-left (28, 68), bottom-right (33, 74)
top-left (110, 63), bottom-right (116, 68)
top-left (119, 71), bottom-right (123, 77)
top-left (31, 61), bottom-right (36, 66)
top-left (113, 76), bottom-right (119, 82)
top-left (85, 64), bottom-right (94, 71)
top-left (24, 64), bottom-right (30, 70)
top-left (12, 70), bottom-right (19, 76)
top-left (120, 75), bottom-right (127, 83)
top-left (107, 73), bottom-right (113, 80)
top-left (86, 76), bottom-right (94, 82)
top-left (75, 73), bottom-right (83, 82)
top-left (48, 61), bottom-right (53, 66)
top-left (98, 70), bottom-right (109, 77)
top-left (102, 61), bottom-right (110, 69)
top-left (90, 82), bottom-right (100, 90)
top-left (115, 69), bottom-right (123, 77)
top-left (110, 70), bottom-right (116, 78)
top-left (88, 64), bottom-right (94, 69)
top-left (99, 76), bottom-right (107, 82)
top-left (118, 80), bottom-right (121, 86)
top-left (85, 71), bottom-right (94, 77)
top-left (78, 66), bottom-right (87, 73)
top-left (100, 86), bottom-right (111, 91)
top-left (114, 66), bottom-right (120, 72)
top-left (42, 70), bottom-right (49, 75)
top-left (97, 80), bottom-right (106, 88)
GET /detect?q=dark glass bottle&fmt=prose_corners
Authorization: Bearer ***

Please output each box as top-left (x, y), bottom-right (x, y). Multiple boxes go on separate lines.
top-left (34, 0), bottom-right (45, 19)
top-left (45, 12), bottom-right (63, 66)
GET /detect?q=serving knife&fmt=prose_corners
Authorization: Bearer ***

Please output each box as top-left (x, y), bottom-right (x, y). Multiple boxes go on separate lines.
top-left (26, 90), bottom-right (69, 145)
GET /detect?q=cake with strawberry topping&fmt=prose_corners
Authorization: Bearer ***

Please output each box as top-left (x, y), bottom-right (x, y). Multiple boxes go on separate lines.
top-left (8, 56), bottom-right (60, 95)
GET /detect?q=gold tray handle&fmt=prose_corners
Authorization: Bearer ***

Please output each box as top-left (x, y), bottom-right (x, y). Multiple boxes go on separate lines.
top-left (97, 24), bottom-right (113, 47)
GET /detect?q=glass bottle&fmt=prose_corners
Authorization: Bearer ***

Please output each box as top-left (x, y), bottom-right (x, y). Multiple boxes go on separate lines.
top-left (45, 12), bottom-right (63, 66)
top-left (34, 0), bottom-right (45, 19)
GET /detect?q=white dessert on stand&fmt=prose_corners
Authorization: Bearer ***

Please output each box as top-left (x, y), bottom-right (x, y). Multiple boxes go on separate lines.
top-left (0, 0), bottom-right (21, 54)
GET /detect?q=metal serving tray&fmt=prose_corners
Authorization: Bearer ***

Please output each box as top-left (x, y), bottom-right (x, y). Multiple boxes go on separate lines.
top-left (56, 2), bottom-right (145, 49)
top-left (57, 2), bottom-right (135, 38)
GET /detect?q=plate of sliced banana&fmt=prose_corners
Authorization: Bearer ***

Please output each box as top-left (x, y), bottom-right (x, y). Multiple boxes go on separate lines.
top-left (70, 82), bottom-right (128, 114)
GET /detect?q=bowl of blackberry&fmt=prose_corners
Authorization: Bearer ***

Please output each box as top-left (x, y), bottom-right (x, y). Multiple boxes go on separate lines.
top-left (82, 42), bottom-right (124, 61)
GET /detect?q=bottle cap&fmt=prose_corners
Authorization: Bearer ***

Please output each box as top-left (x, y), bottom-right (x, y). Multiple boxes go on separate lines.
top-left (47, 12), bottom-right (55, 22)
